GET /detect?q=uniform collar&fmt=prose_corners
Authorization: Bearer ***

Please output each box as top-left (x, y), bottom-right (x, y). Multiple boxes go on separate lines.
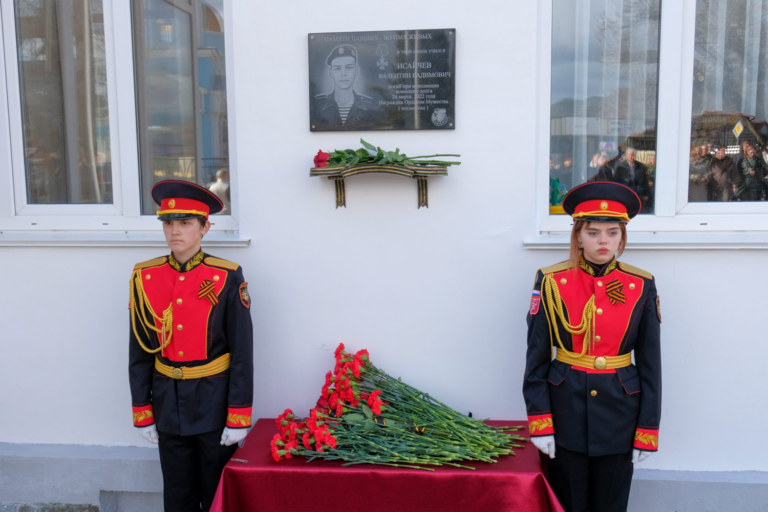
top-left (168, 250), bottom-right (204, 273)
top-left (579, 256), bottom-right (617, 277)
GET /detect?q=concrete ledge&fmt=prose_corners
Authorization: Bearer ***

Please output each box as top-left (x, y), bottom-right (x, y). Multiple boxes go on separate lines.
top-left (2, 443), bottom-right (767, 511)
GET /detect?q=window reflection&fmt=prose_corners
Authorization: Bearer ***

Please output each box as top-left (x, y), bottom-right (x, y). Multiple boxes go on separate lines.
top-left (550, 0), bottom-right (660, 214)
top-left (134, 0), bottom-right (230, 215)
top-left (688, 0), bottom-right (768, 202)
top-left (14, 0), bottom-right (113, 204)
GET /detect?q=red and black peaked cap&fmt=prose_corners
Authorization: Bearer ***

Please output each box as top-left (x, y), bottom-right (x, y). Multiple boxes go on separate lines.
top-left (563, 182), bottom-right (641, 223)
top-left (152, 180), bottom-right (223, 221)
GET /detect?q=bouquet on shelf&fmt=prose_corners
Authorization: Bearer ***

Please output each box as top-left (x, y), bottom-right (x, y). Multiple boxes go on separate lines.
top-left (270, 344), bottom-right (526, 471)
top-left (313, 139), bottom-right (461, 168)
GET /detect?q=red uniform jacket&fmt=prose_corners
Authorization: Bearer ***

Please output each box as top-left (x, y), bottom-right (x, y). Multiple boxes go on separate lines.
top-left (128, 252), bottom-right (254, 436)
top-left (523, 258), bottom-right (661, 456)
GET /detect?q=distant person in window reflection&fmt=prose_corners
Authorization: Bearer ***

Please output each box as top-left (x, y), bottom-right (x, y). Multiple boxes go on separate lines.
top-left (614, 148), bottom-right (651, 211)
top-left (311, 45), bottom-right (381, 130)
top-left (551, 155), bottom-right (574, 191)
top-left (707, 146), bottom-right (734, 202)
top-left (208, 169), bottom-right (231, 214)
top-left (734, 143), bottom-right (766, 201)
top-left (589, 153), bottom-right (601, 170)
top-left (688, 145), bottom-right (710, 202)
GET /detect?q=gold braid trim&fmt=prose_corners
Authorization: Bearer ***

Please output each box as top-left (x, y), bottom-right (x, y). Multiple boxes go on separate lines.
top-left (542, 273), bottom-right (596, 358)
top-left (129, 270), bottom-right (173, 354)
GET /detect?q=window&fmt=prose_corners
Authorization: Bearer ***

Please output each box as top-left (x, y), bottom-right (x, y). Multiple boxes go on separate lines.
top-left (532, 0), bottom-right (768, 245)
top-left (0, 0), bottom-right (242, 243)
top-left (688, 0), bottom-right (768, 204)
top-left (549, 0), bottom-right (661, 215)
top-left (133, 0), bottom-right (231, 215)
top-left (14, 0), bottom-right (112, 205)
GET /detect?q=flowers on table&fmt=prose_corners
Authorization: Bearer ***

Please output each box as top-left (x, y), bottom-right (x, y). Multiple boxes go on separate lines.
top-left (270, 343), bottom-right (526, 470)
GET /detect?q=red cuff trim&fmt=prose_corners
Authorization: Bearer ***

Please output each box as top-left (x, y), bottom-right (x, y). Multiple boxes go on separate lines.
top-left (528, 414), bottom-right (555, 436)
top-left (634, 428), bottom-right (659, 451)
top-left (132, 404), bottom-right (154, 427)
top-left (226, 406), bottom-right (252, 428)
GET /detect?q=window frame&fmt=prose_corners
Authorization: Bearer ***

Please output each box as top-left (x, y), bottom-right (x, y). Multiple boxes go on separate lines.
top-left (0, 0), bottom-right (245, 244)
top-left (531, 0), bottom-right (768, 247)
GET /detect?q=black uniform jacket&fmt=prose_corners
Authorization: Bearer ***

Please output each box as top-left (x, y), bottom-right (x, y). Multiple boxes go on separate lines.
top-left (522, 258), bottom-right (661, 456)
top-left (311, 90), bottom-right (383, 130)
top-left (128, 252), bottom-right (253, 436)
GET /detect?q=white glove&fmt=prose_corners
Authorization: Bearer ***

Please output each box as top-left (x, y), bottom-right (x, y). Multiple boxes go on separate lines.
top-left (220, 427), bottom-right (249, 447)
top-left (531, 435), bottom-right (556, 459)
top-left (632, 449), bottom-right (652, 463)
top-left (139, 424), bottom-right (159, 444)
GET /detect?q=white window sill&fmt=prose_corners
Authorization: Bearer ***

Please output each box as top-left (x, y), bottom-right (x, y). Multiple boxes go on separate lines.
top-left (0, 231), bottom-right (251, 247)
top-left (523, 232), bottom-right (768, 250)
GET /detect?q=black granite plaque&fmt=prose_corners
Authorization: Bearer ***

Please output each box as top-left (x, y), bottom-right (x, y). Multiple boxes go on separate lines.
top-left (308, 29), bottom-right (456, 131)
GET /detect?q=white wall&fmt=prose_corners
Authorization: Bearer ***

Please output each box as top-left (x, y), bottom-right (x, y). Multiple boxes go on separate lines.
top-left (0, 0), bottom-right (766, 474)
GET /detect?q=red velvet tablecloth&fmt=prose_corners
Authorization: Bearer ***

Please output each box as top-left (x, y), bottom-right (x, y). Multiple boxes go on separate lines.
top-left (211, 419), bottom-right (563, 512)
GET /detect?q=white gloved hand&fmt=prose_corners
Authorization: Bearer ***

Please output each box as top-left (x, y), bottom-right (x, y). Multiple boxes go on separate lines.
top-left (220, 427), bottom-right (249, 447)
top-left (632, 449), bottom-right (652, 463)
top-left (139, 424), bottom-right (159, 444)
top-left (531, 435), bottom-right (556, 459)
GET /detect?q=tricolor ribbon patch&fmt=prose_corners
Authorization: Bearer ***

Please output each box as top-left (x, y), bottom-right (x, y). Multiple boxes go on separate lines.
top-left (530, 290), bottom-right (541, 315)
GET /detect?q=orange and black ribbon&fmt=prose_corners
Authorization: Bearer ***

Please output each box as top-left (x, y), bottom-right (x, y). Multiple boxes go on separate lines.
top-left (606, 279), bottom-right (625, 305)
top-left (198, 279), bottom-right (218, 306)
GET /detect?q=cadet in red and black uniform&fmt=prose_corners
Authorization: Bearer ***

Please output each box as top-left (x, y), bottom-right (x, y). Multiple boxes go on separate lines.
top-left (128, 181), bottom-right (253, 512)
top-left (523, 182), bottom-right (661, 512)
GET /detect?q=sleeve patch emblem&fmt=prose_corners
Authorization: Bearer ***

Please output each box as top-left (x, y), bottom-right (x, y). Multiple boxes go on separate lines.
top-left (530, 290), bottom-right (541, 315)
top-left (239, 282), bottom-right (251, 308)
top-left (656, 296), bottom-right (662, 323)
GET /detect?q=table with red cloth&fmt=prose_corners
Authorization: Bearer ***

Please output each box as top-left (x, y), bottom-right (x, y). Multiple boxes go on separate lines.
top-left (211, 419), bottom-right (563, 512)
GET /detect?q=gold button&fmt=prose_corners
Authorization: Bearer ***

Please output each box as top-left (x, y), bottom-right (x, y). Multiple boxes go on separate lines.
top-left (213, 275), bottom-right (220, 282)
top-left (629, 283), bottom-right (636, 290)
top-left (560, 278), bottom-right (567, 285)
top-left (595, 356), bottom-right (607, 370)
top-left (597, 280), bottom-right (603, 287)
top-left (177, 324), bottom-right (183, 331)
top-left (591, 390), bottom-right (598, 396)
top-left (176, 298), bottom-right (183, 305)
top-left (145, 275), bottom-right (151, 280)
top-left (596, 308), bottom-right (603, 315)
top-left (178, 351), bottom-right (184, 357)
top-left (595, 335), bottom-right (602, 342)
top-left (179, 276), bottom-right (185, 281)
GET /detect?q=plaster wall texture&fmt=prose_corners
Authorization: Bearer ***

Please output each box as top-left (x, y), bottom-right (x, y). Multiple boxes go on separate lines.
top-left (0, 0), bottom-right (765, 476)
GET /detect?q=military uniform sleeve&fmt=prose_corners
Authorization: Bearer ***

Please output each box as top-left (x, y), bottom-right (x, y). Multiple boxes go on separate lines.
top-left (522, 270), bottom-right (555, 437)
top-left (224, 267), bottom-right (254, 428)
top-left (128, 276), bottom-right (156, 428)
top-left (633, 277), bottom-right (662, 451)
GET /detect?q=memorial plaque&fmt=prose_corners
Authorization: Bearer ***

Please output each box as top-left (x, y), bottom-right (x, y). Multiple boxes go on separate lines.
top-left (308, 29), bottom-right (456, 131)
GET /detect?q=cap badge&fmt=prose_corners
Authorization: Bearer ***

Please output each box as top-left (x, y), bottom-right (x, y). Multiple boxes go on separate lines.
top-left (600, 201), bottom-right (609, 210)
top-left (168, 199), bottom-right (176, 209)
top-left (339, 47), bottom-right (344, 55)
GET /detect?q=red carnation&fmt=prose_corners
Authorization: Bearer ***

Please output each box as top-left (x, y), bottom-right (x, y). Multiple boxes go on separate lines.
top-left (335, 402), bottom-right (344, 417)
top-left (314, 150), bottom-right (331, 168)
top-left (329, 392), bottom-right (339, 408)
top-left (302, 432), bottom-right (312, 450)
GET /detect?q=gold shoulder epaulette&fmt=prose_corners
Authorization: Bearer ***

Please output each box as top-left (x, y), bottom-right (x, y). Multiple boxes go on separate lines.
top-left (539, 261), bottom-right (572, 275)
top-left (619, 262), bottom-right (653, 280)
top-left (533, 261), bottom-right (572, 287)
top-left (133, 256), bottom-right (168, 270)
top-left (204, 257), bottom-right (240, 271)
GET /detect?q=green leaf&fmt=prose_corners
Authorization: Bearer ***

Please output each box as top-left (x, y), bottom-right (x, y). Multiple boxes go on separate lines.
top-left (378, 156), bottom-right (388, 165)
top-left (343, 413), bottom-right (365, 423)
top-left (349, 156), bottom-right (360, 166)
top-left (361, 403), bottom-right (373, 419)
top-left (355, 148), bottom-right (369, 158)
top-left (364, 419), bottom-right (376, 430)
top-left (360, 139), bottom-right (377, 152)
top-left (386, 151), bottom-right (396, 161)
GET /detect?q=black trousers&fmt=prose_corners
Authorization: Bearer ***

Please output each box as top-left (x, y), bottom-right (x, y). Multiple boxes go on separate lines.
top-left (547, 445), bottom-right (633, 512)
top-left (158, 428), bottom-right (238, 512)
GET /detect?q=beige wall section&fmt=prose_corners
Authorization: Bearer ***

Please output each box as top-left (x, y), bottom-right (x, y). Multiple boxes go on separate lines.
top-left (0, 0), bottom-right (766, 476)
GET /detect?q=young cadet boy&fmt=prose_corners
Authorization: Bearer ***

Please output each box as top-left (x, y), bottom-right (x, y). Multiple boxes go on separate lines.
top-left (128, 180), bottom-right (253, 511)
